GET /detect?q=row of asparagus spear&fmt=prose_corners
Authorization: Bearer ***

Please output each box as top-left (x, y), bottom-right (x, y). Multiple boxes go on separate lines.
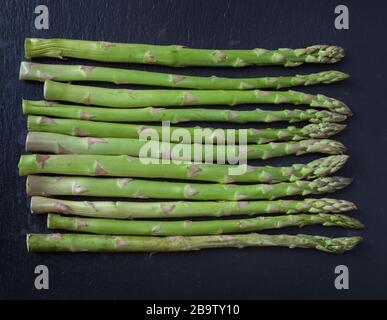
top-left (27, 114), bottom-right (346, 143)
top-left (20, 154), bottom-right (348, 183)
top-left (21, 62), bottom-right (349, 89)
top-left (23, 99), bottom-right (347, 124)
top-left (28, 195), bottom-right (362, 253)
top-left (21, 38), bottom-right (361, 253)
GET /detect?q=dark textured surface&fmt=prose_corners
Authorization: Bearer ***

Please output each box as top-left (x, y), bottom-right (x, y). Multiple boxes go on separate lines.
top-left (1, 0), bottom-right (387, 299)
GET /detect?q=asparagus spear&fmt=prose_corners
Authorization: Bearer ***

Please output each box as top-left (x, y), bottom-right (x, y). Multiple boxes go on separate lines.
top-left (28, 115), bottom-right (346, 143)
top-left (26, 175), bottom-right (352, 200)
top-left (27, 233), bottom-right (362, 254)
top-left (20, 62), bottom-right (349, 89)
top-left (47, 213), bottom-right (364, 236)
top-left (23, 100), bottom-right (348, 124)
top-left (31, 196), bottom-right (357, 218)
top-left (19, 154), bottom-right (348, 183)
top-left (26, 132), bottom-right (346, 160)
top-left (25, 39), bottom-right (344, 67)
top-left (43, 80), bottom-right (352, 115)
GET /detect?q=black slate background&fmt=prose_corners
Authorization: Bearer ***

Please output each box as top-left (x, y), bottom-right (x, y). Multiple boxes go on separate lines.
top-left (1, 0), bottom-right (387, 299)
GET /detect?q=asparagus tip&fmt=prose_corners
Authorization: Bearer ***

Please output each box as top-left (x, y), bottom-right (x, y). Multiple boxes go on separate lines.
top-left (308, 45), bottom-right (345, 64)
top-left (316, 236), bottom-right (362, 253)
top-left (307, 155), bottom-right (349, 178)
top-left (306, 198), bottom-right (357, 213)
top-left (315, 70), bottom-right (349, 84)
top-left (338, 71), bottom-right (350, 80)
top-left (329, 99), bottom-right (352, 116)
top-left (332, 70), bottom-right (349, 80)
top-left (304, 139), bottom-right (346, 155)
top-left (313, 176), bottom-right (352, 193)
top-left (309, 110), bottom-right (347, 123)
top-left (303, 123), bottom-right (346, 139)
top-left (323, 214), bottom-right (365, 229)
top-left (347, 217), bottom-right (365, 229)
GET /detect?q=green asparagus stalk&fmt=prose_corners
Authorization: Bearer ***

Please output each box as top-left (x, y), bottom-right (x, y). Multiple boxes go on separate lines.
top-left (27, 115), bottom-right (346, 143)
top-left (26, 132), bottom-right (346, 160)
top-left (43, 80), bottom-right (352, 115)
top-left (47, 213), bottom-right (364, 236)
top-left (18, 154), bottom-right (348, 184)
top-left (23, 100), bottom-right (348, 124)
top-left (27, 233), bottom-right (362, 254)
top-left (30, 196), bottom-right (357, 218)
top-left (25, 39), bottom-right (345, 67)
top-left (26, 175), bottom-right (352, 200)
top-left (20, 62), bottom-right (349, 89)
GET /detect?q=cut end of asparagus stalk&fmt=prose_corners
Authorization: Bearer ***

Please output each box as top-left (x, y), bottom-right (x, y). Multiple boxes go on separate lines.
top-left (25, 132), bottom-right (59, 155)
top-left (24, 38), bottom-right (34, 59)
top-left (25, 132), bottom-right (35, 152)
top-left (22, 99), bottom-right (28, 114)
top-left (18, 156), bottom-right (24, 176)
top-left (43, 80), bottom-right (50, 100)
top-left (26, 234), bottom-right (31, 252)
top-left (30, 196), bottom-right (73, 215)
top-left (47, 213), bottom-right (54, 229)
top-left (25, 38), bottom-right (63, 59)
top-left (26, 175), bottom-right (44, 197)
top-left (22, 100), bottom-right (57, 118)
top-left (19, 61), bottom-right (31, 81)
top-left (30, 197), bottom-right (38, 214)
